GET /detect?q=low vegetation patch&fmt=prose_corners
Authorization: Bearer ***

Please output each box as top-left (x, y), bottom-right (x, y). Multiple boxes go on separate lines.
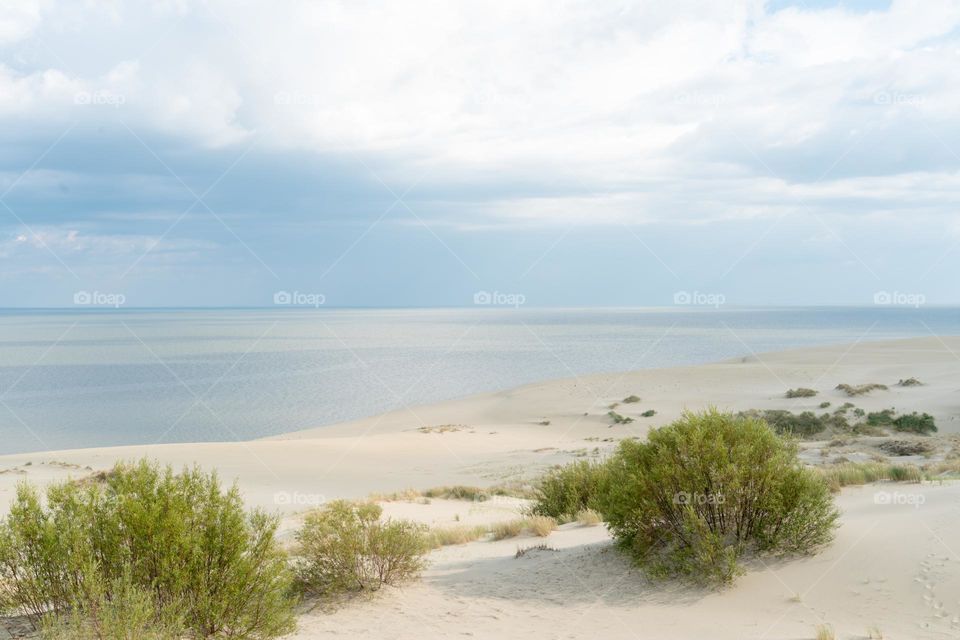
top-left (0, 460), bottom-right (296, 638)
top-left (531, 460), bottom-right (607, 521)
top-left (818, 461), bottom-right (923, 490)
top-left (514, 543), bottom-right (557, 558)
top-left (607, 411), bottom-right (634, 424)
top-left (622, 395), bottom-right (641, 404)
top-left (737, 409), bottom-right (848, 438)
top-left (491, 519), bottom-right (527, 541)
top-left (640, 409), bottom-right (656, 417)
top-left (295, 500), bottom-right (429, 594)
top-left (878, 440), bottom-right (934, 456)
top-left (892, 412), bottom-right (937, 435)
top-left (576, 508), bottom-right (603, 526)
top-left (527, 515), bottom-right (557, 537)
top-left (599, 410), bottom-right (838, 585)
top-left (836, 383), bottom-right (888, 396)
top-left (897, 377), bottom-right (923, 387)
top-left (427, 524), bottom-right (489, 548)
top-left (786, 387), bottom-right (818, 398)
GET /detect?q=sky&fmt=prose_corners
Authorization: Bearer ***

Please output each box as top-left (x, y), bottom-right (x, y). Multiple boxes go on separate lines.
top-left (1, 0), bottom-right (959, 308)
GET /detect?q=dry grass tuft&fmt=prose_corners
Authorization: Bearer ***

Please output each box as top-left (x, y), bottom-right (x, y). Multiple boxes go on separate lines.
top-left (491, 519), bottom-right (527, 540)
top-left (836, 382), bottom-right (888, 396)
top-left (575, 508), bottom-right (603, 526)
top-left (814, 623), bottom-right (835, 640)
top-left (427, 525), bottom-right (489, 548)
top-left (527, 515), bottom-right (557, 537)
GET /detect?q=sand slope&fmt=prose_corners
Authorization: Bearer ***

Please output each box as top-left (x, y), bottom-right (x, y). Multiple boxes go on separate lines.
top-left (297, 484), bottom-right (960, 640)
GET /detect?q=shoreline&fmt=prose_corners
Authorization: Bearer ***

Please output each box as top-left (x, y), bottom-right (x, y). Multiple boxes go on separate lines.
top-left (1, 335), bottom-right (957, 509)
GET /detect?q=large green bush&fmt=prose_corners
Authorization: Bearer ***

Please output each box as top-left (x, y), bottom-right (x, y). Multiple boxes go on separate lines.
top-left (598, 409), bottom-right (838, 584)
top-left (295, 500), bottom-right (429, 594)
top-left (0, 460), bottom-right (296, 638)
top-left (531, 460), bottom-right (607, 521)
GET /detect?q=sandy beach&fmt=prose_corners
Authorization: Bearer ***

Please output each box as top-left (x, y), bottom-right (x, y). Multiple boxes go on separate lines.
top-left (2, 336), bottom-right (959, 639)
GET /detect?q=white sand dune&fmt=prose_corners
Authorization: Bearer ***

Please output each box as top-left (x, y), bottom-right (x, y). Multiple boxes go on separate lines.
top-left (1, 336), bottom-right (959, 638)
top-left (298, 484), bottom-right (960, 640)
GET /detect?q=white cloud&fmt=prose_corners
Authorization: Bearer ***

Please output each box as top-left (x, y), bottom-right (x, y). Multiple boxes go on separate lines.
top-left (3, 0), bottom-right (960, 227)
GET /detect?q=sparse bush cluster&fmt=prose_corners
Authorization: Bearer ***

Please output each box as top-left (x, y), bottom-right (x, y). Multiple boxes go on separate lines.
top-left (737, 409), bottom-right (848, 438)
top-left (295, 501), bottom-right (429, 594)
top-left (607, 410), bottom-right (634, 424)
top-left (533, 410), bottom-right (839, 586)
top-left (785, 387), bottom-right (818, 398)
top-left (0, 461), bottom-right (441, 637)
top-left (0, 460), bottom-right (296, 639)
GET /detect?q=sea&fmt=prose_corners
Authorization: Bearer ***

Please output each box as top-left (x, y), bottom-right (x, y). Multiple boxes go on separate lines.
top-left (0, 306), bottom-right (957, 454)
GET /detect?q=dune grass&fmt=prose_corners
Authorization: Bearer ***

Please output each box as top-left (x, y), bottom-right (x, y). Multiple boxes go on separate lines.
top-left (576, 508), bottom-right (603, 526)
top-left (818, 461), bottom-right (925, 490)
top-left (814, 624), bottom-right (835, 640)
top-left (427, 524), bottom-right (489, 548)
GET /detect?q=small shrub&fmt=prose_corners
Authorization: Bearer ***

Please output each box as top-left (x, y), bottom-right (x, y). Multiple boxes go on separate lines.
top-left (866, 409), bottom-right (896, 426)
top-left (892, 412), bottom-right (937, 435)
top-left (786, 388), bottom-right (817, 398)
top-left (491, 519), bottom-right (526, 541)
top-left (576, 508), bottom-right (602, 526)
top-left (296, 501), bottom-right (428, 594)
top-left (819, 401), bottom-right (831, 409)
top-left (836, 383), bottom-right (888, 396)
top-left (527, 516), bottom-right (557, 537)
top-left (622, 395), bottom-right (641, 404)
top-left (599, 410), bottom-right (838, 586)
top-left (531, 460), bottom-right (607, 520)
top-left (608, 411), bottom-right (634, 424)
top-left (640, 409), bottom-right (656, 417)
top-left (0, 460), bottom-right (295, 638)
top-left (897, 377), bottom-right (922, 387)
top-left (539, 419), bottom-right (551, 426)
top-left (738, 409), bottom-right (847, 438)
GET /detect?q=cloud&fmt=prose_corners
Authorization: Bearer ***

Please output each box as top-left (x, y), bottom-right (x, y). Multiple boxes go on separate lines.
top-left (2, 0), bottom-right (960, 305)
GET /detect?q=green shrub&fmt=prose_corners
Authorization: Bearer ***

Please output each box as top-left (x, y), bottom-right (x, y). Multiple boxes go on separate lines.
top-left (640, 409), bottom-right (656, 417)
top-left (819, 401), bottom-right (831, 409)
top-left (836, 383), bottom-right (888, 396)
top-left (598, 410), bottom-right (838, 585)
top-left (785, 388), bottom-right (817, 398)
top-left (892, 412), bottom-right (937, 434)
top-left (607, 411), bottom-right (634, 424)
top-left (0, 460), bottom-right (295, 638)
top-left (866, 409), bottom-right (896, 426)
top-left (531, 460), bottom-right (607, 520)
top-left (295, 501), bottom-right (428, 594)
top-left (622, 395), bottom-right (641, 404)
top-left (738, 409), bottom-right (847, 438)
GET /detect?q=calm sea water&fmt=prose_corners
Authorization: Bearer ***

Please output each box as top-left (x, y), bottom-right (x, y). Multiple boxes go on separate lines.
top-left (0, 307), bottom-right (957, 454)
